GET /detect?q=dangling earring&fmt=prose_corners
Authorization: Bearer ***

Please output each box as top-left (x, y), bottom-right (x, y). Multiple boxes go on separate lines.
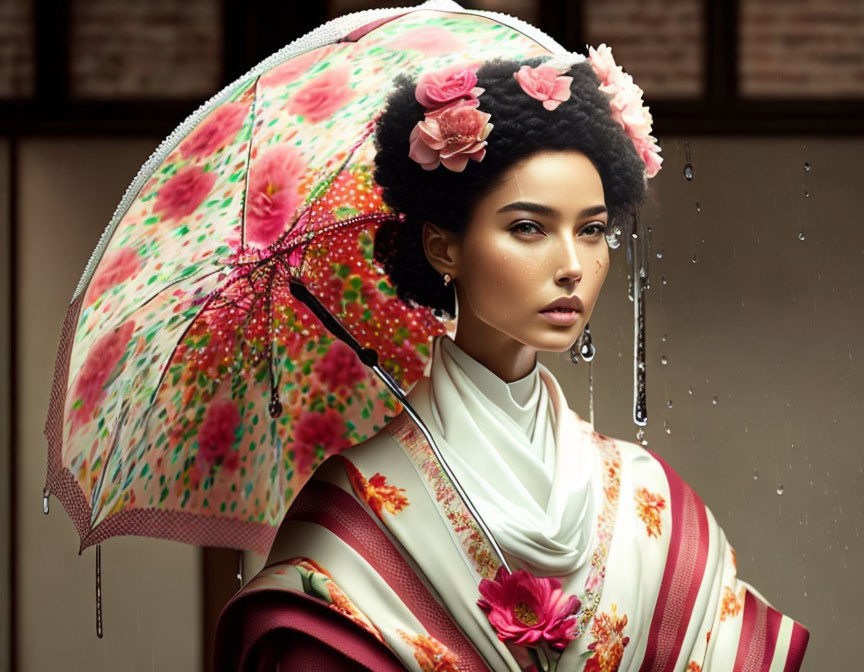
top-left (569, 322), bottom-right (596, 364)
top-left (443, 273), bottom-right (452, 286)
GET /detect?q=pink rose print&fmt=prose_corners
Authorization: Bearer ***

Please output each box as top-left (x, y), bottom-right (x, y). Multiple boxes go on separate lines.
top-left (197, 400), bottom-right (241, 465)
top-left (514, 64), bottom-right (573, 111)
top-left (261, 46), bottom-right (338, 89)
top-left (245, 144), bottom-right (307, 248)
top-left (415, 63), bottom-right (483, 109)
top-left (84, 246), bottom-right (142, 305)
top-left (385, 26), bottom-right (468, 56)
top-left (152, 165), bottom-right (217, 222)
top-left (287, 65), bottom-right (356, 123)
top-left (179, 102), bottom-right (248, 160)
top-left (292, 408), bottom-right (349, 476)
top-left (408, 98), bottom-right (493, 172)
top-left (477, 566), bottom-right (581, 652)
top-left (314, 340), bottom-right (366, 389)
top-left (68, 320), bottom-right (136, 433)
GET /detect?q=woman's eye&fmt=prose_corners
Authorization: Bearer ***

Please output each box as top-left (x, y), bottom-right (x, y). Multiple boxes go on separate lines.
top-left (582, 222), bottom-right (609, 236)
top-left (511, 221), bottom-right (543, 235)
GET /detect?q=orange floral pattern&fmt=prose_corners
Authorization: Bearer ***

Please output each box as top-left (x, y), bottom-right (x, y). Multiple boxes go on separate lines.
top-left (397, 629), bottom-right (459, 672)
top-left (687, 662), bottom-right (702, 672)
top-left (730, 546), bottom-right (737, 571)
top-left (719, 586), bottom-right (743, 622)
top-left (289, 557), bottom-right (385, 643)
top-left (343, 459), bottom-right (410, 520)
top-left (584, 603), bottom-right (631, 672)
top-left (634, 486), bottom-right (666, 539)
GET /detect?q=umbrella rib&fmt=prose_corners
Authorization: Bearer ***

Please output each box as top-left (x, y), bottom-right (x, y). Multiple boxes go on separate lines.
top-left (239, 76), bottom-right (262, 250)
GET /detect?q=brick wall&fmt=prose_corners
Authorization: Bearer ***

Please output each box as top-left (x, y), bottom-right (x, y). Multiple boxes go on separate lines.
top-left (0, 0), bottom-right (35, 99)
top-left (68, 0), bottom-right (222, 99)
top-left (740, 0), bottom-right (864, 97)
top-left (583, 0), bottom-right (704, 100)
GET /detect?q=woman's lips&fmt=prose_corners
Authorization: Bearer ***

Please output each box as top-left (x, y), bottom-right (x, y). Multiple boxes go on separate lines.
top-left (538, 308), bottom-right (580, 326)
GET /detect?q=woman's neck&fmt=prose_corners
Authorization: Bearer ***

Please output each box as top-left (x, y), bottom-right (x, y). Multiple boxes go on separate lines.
top-left (452, 310), bottom-right (538, 383)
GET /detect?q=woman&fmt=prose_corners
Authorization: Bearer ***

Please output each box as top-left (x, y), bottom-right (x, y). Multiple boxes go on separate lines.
top-left (214, 54), bottom-right (810, 672)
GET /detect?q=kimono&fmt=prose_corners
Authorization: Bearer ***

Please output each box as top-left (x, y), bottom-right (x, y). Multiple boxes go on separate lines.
top-left (214, 336), bottom-right (810, 671)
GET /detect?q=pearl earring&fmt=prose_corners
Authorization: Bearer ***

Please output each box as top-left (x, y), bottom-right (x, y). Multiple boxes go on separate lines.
top-left (443, 273), bottom-right (452, 286)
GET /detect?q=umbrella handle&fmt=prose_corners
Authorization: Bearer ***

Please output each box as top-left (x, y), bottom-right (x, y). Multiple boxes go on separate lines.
top-left (287, 280), bottom-right (512, 574)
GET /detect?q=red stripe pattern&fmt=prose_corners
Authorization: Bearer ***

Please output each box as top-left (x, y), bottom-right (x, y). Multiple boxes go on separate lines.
top-left (640, 450), bottom-right (710, 672)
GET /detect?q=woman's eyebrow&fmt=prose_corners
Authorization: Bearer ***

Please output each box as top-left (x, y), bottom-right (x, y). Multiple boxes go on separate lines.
top-left (496, 201), bottom-right (608, 218)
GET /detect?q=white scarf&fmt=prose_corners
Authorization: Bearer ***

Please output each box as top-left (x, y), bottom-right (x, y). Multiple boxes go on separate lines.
top-left (405, 335), bottom-right (597, 576)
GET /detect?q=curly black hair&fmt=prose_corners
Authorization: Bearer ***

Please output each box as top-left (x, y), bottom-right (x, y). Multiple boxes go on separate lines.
top-left (372, 56), bottom-right (649, 317)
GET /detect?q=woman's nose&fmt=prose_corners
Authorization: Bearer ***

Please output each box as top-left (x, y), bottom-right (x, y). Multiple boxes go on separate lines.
top-left (554, 240), bottom-right (583, 286)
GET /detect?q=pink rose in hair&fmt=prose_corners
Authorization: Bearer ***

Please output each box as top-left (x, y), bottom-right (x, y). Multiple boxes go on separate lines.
top-left (408, 99), bottom-right (493, 172)
top-left (477, 566), bottom-right (580, 652)
top-left (513, 64), bottom-right (573, 111)
top-left (415, 63), bottom-right (484, 109)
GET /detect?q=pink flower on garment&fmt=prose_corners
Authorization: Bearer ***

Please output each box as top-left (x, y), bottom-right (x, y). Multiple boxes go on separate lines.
top-left (197, 400), bottom-right (241, 464)
top-left (514, 64), bottom-right (573, 111)
top-left (587, 43), bottom-right (663, 178)
top-left (287, 65), bottom-right (356, 123)
top-left (477, 566), bottom-right (581, 652)
top-left (415, 63), bottom-right (484, 109)
top-left (261, 46), bottom-right (338, 89)
top-left (180, 102), bottom-right (247, 160)
top-left (408, 98), bottom-right (493, 173)
top-left (84, 246), bottom-right (142, 305)
top-left (153, 165), bottom-right (217, 222)
top-left (245, 144), bottom-right (307, 248)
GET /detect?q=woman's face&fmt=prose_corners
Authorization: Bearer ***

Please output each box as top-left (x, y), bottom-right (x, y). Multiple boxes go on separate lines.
top-left (425, 150), bottom-right (610, 378)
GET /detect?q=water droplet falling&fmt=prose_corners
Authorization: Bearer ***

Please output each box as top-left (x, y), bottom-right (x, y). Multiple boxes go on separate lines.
top-left (688, 385), bottom-right (694, 395)
top-left (803, 161), bottom-right (811, 172)
top-left (753, 470), bottom-right (759, 480)
top-left (237, 550), bottom-right (244, 585)
top-left (803, 189), bottom-right (809, 198)
top-left (629, 232), bottom-right (648, 427)
top-left (664, 421), bottom-right (671, 435)
top-left (691, 254), bottom-right (698, 264)
top-left (661, 275), bottom-right (667, 285)
top-left (636, 427), bottom-right (648, 445)
top-left (712, 396), bottom-right (719, 405)
top-left (666, 399), bottom-right (673, 408)
top-left (656, 248), bottom-right (664, 259)
top-left (683, 163), bottom-right (694, 181)
top-left (695, 201), bottom-right (701, 212)
top-left (661, 333), bottom-right (667, 343)
top-left (798, 232), bottom-right (806, 241)
top-left (96, 544), bottom-right (103, 638)
top-left (661, 355), bottom-right (668, 365)
top-left (777, 484), bottom-right (785, 495)
top-left (43, 487), bottom-right (50, 514)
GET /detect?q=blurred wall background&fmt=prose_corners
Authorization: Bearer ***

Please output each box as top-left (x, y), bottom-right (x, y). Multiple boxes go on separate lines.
top-left (2, 1), bottom-right (862, 670)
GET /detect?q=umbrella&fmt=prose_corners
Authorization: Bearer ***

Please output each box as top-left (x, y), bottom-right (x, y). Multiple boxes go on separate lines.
top-left (43, 0), bottom-right (582, 633)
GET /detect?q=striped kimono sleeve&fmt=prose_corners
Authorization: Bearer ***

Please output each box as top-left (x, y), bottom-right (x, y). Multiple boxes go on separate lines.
top-left (638, 449), bottom-right (810, 672)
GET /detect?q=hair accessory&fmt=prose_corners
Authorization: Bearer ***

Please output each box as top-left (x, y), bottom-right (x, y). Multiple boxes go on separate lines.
top-left (587, 44), bottom-right (663, 178)
top-left (513, 64), bottom-right (573, 111)
top-left (408, 63), bottom-right (493, 173)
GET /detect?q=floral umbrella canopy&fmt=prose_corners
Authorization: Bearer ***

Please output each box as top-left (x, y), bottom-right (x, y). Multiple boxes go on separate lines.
top-left (44, 0), bottom-right (589, 560)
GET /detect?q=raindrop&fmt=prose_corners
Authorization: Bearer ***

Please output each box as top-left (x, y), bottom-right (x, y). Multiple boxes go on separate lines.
top-left (695, 201), bottom-right (701, 212)
top-left (606, 233), bottom-right (621, 249)
top-left (777, 484), bottom-right (785, 495)
top-left (803, 189), bottom-right (809, 198)
top-left (666, 399), bottom-right (673, 408)
top-left (647, 225), bottom-right (653, 234)
top-left (688, 385), bottom-right (694, 395)
top-left (798, 232), bottom-right (806, 241)
top-left (691, 254), bottom-right (698, 264)
top-left (636, 427), bottom-right (648, 446)
top-left (661, 275), bottom-right (667, 285)
top-left (712, 396), bottom-right (719, 405)
top-left (683, 163), bottom-right (694, 181)
top-left (43, 487), bottom-right (50, 515)
top-left (803, 161), bottom-right (811, 172)
top-left (661, 355), bottom-right (668, 365)
top-left (753, 470), bottom-right (759, 481)
top-left (664, 421), bottom-right (671, 435)
top-left (656, 248), bottom-right (664, 260)
top-left (661, 333), bottom-right (668, 343)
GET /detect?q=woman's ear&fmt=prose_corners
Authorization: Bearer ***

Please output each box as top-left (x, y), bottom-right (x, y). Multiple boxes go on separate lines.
top-left (422, 221), bottom-right (461, 278)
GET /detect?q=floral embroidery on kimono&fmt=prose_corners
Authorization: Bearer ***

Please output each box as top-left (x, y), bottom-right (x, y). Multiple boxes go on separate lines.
top-left (397, 629), bottom-right (460, 672)
top-left (634, 486), bottom-right (666, 539)
top-left (289, 557), bottom-right (385, 643)
top-left (720, 585), bottom-right (744, 622)
top-left (343, 458), bottom-right (410, 519)
top-left (584, 603), bottom-right (631, 672)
